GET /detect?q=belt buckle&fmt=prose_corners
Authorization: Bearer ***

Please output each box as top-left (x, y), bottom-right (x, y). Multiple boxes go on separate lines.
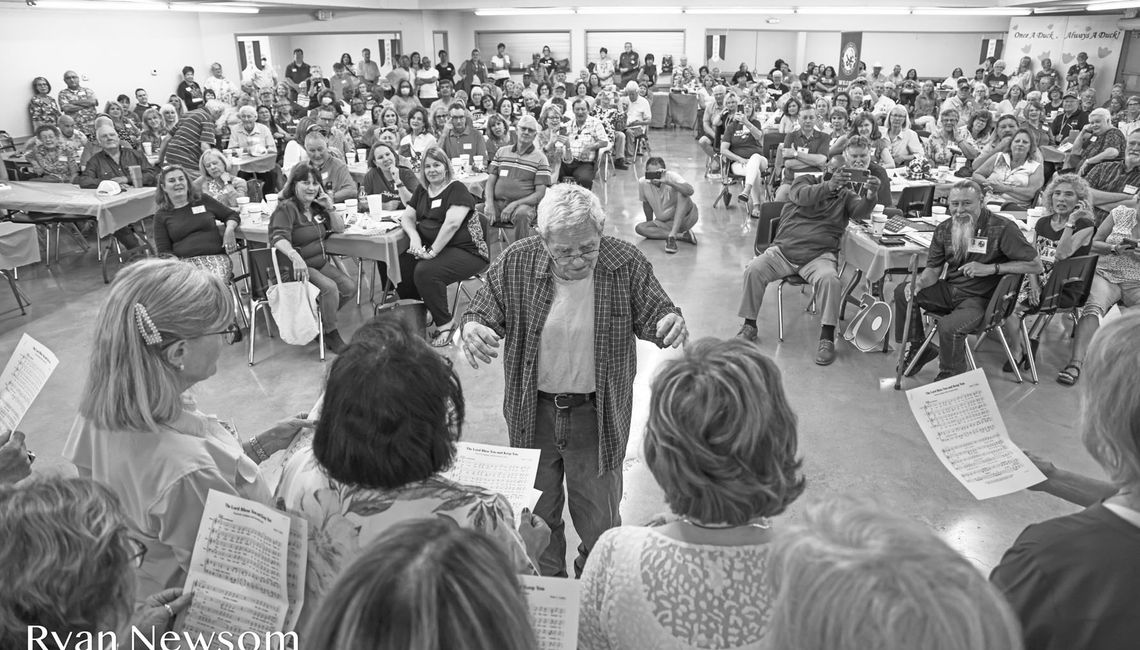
top-left (553, 393), bottom-right (574, 409)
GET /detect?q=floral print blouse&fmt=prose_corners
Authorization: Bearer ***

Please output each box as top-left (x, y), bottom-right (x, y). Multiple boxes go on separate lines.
top-left (28, 95), bottom-right (61, 128)
top-left (26, 142), bottom-right (79, 182)
top-left (275, 445), bottom-right (533, 629)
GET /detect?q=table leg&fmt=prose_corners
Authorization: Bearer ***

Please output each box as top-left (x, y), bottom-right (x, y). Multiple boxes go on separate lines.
top-left (2, 270), bottom-right (29, 315)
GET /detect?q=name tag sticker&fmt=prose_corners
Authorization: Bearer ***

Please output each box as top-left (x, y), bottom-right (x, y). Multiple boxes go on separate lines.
top-left (321, 171), bottom-right (329, 180)
top-left (430, 199), bottom-right (442, 209)
top-left (1058, 142), bottom-right (1074, 153)
top-left (462, 143), bottom-right (472, 150)
top-left (499, 169), bottom-right (509, 177)
top-left (1125, 184), bottom-right (1138, 194)
top-left (1040, 247), bottom-right (1057, 263)
top-left (968, 237), bottom-right (989, 254)
top-left (58, 156), bottom-right (68, 162)
top-left (797, 147), bottom-right (808, 154)
top-left (191, 205), bottom-right (207, 214)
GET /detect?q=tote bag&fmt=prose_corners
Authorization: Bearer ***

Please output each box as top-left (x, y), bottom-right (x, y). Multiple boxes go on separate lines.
top-left (266, 249), bottom-right (321, 345)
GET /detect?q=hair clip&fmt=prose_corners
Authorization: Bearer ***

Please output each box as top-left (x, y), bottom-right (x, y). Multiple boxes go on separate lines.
top-left (133, 303), bottom-right (163, 346)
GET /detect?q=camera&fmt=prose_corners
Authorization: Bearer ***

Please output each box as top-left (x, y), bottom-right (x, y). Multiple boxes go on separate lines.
top-left (644, 169), bottom-right (664, 181)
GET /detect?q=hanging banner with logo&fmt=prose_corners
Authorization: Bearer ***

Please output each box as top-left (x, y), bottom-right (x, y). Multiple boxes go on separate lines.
top-left (1005, 16), bottom-right (1123, 100)
top-left (838, 32), bottom-right (863, 83)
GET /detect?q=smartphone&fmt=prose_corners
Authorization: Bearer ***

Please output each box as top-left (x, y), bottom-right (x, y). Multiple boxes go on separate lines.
top-left (843, 167), bottom-right (870, 183)
top-left (644, 169), bottom-right (664, 181)
top-left (1123, 237), bottom-right (1139, 249)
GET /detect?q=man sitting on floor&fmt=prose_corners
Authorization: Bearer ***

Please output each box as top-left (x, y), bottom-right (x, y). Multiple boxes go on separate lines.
top-left (736, 135), bottom-right (882, 366)
top-left (894, 180), bottom-right (1042, 382)
top-left (635, 156), bottom-right (698, 254)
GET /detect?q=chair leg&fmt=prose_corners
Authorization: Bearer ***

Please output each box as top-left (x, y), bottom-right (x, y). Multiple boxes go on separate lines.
top-left (355, 257), bottom-right (364, 306)
top-left (963, 337), bottom-right (978, 370)
top-left (994, 326), bottom-right (1023, 384)
top-left (1027, 312), bottom-right (1053, 340)
top-left (777, 283), bottom-right (786, 342)
top-left (318, 308), bottom-right (325, 362)
top-left (1020, 319), bottom-right (1039, 384)
top-left (248, 302), bottom-right (262, 366)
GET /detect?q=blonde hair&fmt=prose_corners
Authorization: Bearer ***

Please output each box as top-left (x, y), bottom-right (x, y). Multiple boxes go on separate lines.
top-left (765, 497), bottom-right (1024, 650)
top-left (1040, 173), bottom-right (1091, 217)
top-left (644, 338), bottom-right (804, 524)
top-left (198, 148), bottom-right (235, 179)
top-left (1081, 311), bottom-right (1140, 488)
top-left (536, 183), bottom-right (606, 238)
top-left (0, 477), bottom-right (135, 647)
top-left (78, 259), bottom-right (233, 431)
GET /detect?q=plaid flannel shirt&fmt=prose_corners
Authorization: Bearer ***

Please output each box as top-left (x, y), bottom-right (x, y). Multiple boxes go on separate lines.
top-left (459, 235), bottom-right (682, 473)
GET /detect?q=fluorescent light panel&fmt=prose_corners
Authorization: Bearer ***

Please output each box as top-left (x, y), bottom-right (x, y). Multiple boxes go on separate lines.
top-left (913, 6), bottom-right (1030, 14)
top-left (473, 7), bottom-right (573, 14)
top-left (34, 0), bottom-right (258, 12)
top-left (684, 6), bottom-right (795, 13)
top-left (578, 5), bottom-right (680, 12)
top-left (1085, 0), bottom-right (1140, 11)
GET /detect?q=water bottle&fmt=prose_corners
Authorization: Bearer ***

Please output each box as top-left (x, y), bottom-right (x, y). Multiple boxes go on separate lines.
top-left (358, 184), bottom-right (369, 214)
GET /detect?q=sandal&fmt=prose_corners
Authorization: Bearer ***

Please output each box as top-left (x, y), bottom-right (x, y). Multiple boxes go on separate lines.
top-left (430, 328), bottom-right (455, 348)
top-left (1057, 363), bottom-right (1081, 386)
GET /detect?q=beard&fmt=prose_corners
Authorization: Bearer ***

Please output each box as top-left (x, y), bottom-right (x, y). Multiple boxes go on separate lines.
top-left (950, 213), bottom-right (978, 263)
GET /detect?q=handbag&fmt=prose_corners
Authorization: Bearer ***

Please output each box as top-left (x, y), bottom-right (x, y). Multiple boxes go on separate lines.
top-left (266, 249), bottom-right (321, 346)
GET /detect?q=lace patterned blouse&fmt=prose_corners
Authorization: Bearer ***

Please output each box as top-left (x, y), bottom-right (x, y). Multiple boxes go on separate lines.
top-left (579, 527), bottom-right (774, 650)
top-left (1099, 206), bottom-right (1140, 283)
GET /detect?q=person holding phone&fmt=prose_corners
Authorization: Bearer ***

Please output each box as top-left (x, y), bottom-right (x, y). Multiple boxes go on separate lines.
top-left (1057, 190), bottom-right (1140, 385)
top-left (269, 163), bottom-right (355, 354)
top-left (635, 156), bottom-right (698, 253)
top-left (719, 98), bottom-right (769, 216)
top-left (737, 136), bottom-right (884, 366)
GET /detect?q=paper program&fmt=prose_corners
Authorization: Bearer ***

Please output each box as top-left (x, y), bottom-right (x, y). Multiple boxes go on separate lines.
top-left (0, 334), bottom-right (58, 434)
top-left (521, 575), bottom-right (581, 650)
top-left (442, 442), bottom-right (541, 517)
top-left (907, 368), bottom-right (1046, 499)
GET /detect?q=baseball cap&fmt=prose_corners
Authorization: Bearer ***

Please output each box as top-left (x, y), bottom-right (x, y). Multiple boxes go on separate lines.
top-left (1063, 89), bottom-right (1079, 99)
top-left (96, 180), bottom-right (122, 196)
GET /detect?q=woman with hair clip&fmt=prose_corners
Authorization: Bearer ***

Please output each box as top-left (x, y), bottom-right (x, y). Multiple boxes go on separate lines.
top-left (578, 337), bottom-right (805, 649)
top-left (303, 519), bottom-right (539, 650)
top-left (64, 259), bottom-right (313, 599)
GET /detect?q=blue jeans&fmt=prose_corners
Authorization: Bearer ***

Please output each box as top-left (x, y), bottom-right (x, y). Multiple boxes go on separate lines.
top-left (531, 396), bottom-right (623, 578)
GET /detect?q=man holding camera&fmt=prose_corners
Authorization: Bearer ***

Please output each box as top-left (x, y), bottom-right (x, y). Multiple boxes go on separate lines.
top-left (635, 157), bottom-right (698, 254)
top-left (736, 135), bottom-right (883, 366)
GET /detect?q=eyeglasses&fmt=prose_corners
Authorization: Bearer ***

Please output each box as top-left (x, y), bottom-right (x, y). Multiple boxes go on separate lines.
top-left (126, 536), bottom-right (148, 568)
top-left (205, 324), bottom-right (241, 345)
top-left (547, 246), bottom-right (600, 262)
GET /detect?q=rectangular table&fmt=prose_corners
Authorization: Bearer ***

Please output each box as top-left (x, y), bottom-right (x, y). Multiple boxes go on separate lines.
top-left (0, 181), bottom-right (155, 239)
top-left (227, 152), bottom-right (277, 172)
top-left (237, 215), bottom-right (408, 287)
top-left (0, 222), bottom-right (42, 315)
top-left (840, 224), bottom-right (930, 352)
top-left (667, 93), bottom-right (699, 130)
top-left (649, 93), bottom-right (670, 129)
top-left (346, 163), bottom-right (488, 198)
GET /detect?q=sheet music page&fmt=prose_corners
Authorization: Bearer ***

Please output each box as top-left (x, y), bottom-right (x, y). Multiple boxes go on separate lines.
top-left (520, 575), bottom-right (581, 650)
top-left (176, 491), bottom-right (291, 646)
top-left (441, 442), bottom-right (541, 517)
top-left (0, 334), bottom-right (58, 433)
top-left (907, 368), bottom-right (1046, 499)
top-left (281, 514), bottom-right (308, 632)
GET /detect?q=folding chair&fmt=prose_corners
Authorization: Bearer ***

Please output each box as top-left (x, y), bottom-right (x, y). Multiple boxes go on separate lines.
top-left (245, 246), bottom-right (325, 366)
top-left (1022, 255), bottom-right (1099, 384)
top-left (595, 144), bottom-right (615, 203)
top-left (753, 201), bottom-right (786, 255)
top-left (447, 212), bottom-right (492, 325)
top-left (713, 154), bottom-right (747, 210)
top-left (904, 274), bottom-right (1025, 382)
top-left (764, 217), bottom-right (817, 341)
top-left (895, 185), bottom-right (935, 217)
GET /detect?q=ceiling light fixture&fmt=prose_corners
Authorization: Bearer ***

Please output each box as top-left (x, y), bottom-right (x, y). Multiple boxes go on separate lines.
top-left (577, 5), bottom-right (680, 13)
top-left (1085, 0), bottom-right (1140, 11)
top-left (473, 7), bottom-right (573, 15)
top-left (683, 6), bottom-right (795, 13)
top-left (33, 0), bottom-right (258, 12)
top-left (795, 6), bottom-right (910, 15)
top-left (912, 7), bottom-right (1031, 15)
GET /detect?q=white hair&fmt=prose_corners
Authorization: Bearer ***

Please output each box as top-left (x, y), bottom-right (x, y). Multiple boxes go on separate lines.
top-left (624, 80), bottom-right (639, 93)
top-left (536, 184), bottom-right (606, 238)
top-left (1090, 107), bottom-right (1112, 122)
top-left (236, 105), bottom-right (257, 119)
top-left (516, 114), bottom-right (539, 131)
top-left (764, 498), bottom-right (1024, 650)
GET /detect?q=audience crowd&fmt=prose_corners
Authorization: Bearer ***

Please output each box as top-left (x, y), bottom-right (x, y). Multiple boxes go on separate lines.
top-left (1, 40), bottom-right (1138, 650)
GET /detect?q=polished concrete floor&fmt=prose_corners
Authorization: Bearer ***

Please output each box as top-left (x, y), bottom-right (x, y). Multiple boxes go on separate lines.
top-left (8, 129), bottom-right (1098, 573)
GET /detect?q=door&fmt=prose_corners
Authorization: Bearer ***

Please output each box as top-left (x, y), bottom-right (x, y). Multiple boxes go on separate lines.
top-left (433, 31), bottom-right (449, 61)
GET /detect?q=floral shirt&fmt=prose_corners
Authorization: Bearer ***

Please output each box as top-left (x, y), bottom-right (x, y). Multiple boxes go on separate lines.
top-left (275, 445), bottom-right (533, 629)
top-left (26, 142), bottom-right (79, 182)
top-left (28, 95), bottom-right (61, 128)
top-left (58, 86), bottom-right (99, 136)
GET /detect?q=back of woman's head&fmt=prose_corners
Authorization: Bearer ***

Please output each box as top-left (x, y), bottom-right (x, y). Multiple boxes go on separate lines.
top-left (644, 337), bottom-right (804, 524)
top-left (0, 477), bottom-right (134, 648)
top-left (1081, 311), bottom-right (1140, 488)
top-left (764, 497), bottom-right (1023, 650)
top-left (314, 314), bottom-right (464, 489)
top-left (79, 259), bottom-right (232, 431)
top-left (303, 519), bottom-right (537, 650)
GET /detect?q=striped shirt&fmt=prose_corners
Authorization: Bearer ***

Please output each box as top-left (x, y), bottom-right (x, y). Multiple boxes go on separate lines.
top-left (459, 236), bottom-right (682, 472)
top-left (163, 108), bottom-right (216, 172)
top-left (1085, 160), bottom-right (1140, 222)
top-left (488, 143), bottom-right (552, 201)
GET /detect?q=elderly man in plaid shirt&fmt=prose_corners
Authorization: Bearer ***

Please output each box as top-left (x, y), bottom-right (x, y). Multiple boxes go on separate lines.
top-left (459, 183), bottom-right (687, 577)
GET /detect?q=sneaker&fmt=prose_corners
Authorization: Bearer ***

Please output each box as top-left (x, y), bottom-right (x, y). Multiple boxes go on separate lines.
top-left (665, 237), bottom-right (678, 254)
top-left (815, 339), bottom-right (836, 366)
top-left (707, 172), bottom-right (722, 180)
top-left (736, 323), bottom-right (758, 342)
top-left (901, 344), bottom-right (939, 377)
top-left (324, 329), bottom-right (347, 354)
top-left (679, 230), bottom-right (697, 245)
top-left (614, 160), bottom-right (629, 170)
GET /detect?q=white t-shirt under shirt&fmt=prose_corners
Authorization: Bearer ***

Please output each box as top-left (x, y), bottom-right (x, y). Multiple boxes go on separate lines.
top-left (537, 272), bottom-right (596, 393)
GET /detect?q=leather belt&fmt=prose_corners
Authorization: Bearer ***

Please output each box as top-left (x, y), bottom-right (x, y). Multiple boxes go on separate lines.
top-left (537, 391), bottom-right (596, 409)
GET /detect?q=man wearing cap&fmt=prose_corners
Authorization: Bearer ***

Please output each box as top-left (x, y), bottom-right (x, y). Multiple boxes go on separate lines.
top-left (484, 114), bottom-right (551, 243)
top-left (869, 63), bottom-right (887, 85)
top-left (941, 79), bottom-right (975, 117)
top-left (1051, 89), bottom-right (1089, 146)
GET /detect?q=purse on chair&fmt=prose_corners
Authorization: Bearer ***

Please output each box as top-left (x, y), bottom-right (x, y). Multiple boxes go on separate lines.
top-left (266, 250), bottom-right (321, 346)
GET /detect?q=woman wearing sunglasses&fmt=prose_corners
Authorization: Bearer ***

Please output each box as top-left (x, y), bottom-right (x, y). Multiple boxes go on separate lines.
top-left (64, 259), bottom-right (314, 600)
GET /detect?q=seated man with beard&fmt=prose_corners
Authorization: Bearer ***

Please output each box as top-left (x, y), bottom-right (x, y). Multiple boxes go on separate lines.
top-left (894, 180), bottom-right (1042, 381)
